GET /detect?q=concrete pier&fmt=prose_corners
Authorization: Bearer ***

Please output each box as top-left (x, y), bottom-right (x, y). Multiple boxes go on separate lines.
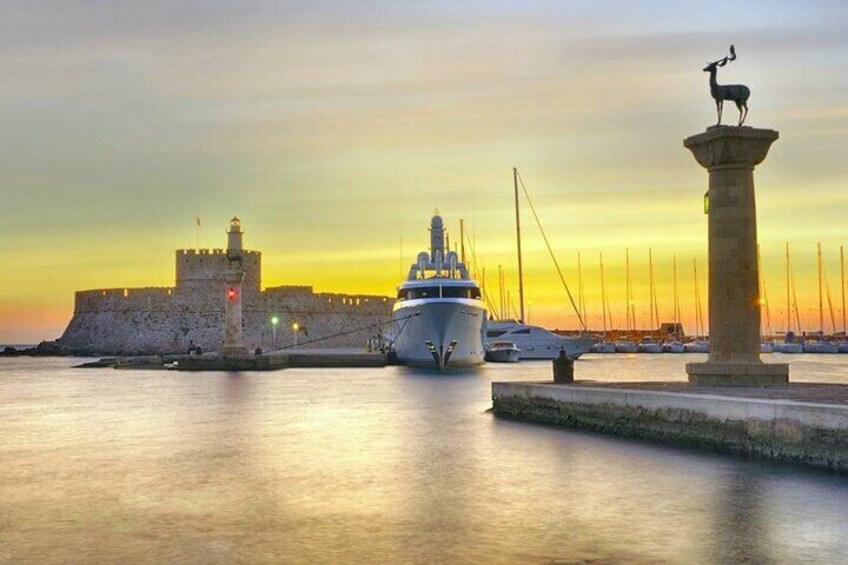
top-left (492, 381), bottom-right (848, 472)
top-left (683, 126), bottom-right (788, 386)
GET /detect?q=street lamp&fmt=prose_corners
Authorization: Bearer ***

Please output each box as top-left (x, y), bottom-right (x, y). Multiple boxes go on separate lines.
top-left (271, 316), bottom-right (279, 347)
top-left (292, 322), bottom-right (299, 348)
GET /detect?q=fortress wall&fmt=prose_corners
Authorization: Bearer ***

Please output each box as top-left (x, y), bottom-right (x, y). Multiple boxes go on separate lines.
top-left (59, 286), bottom-right (394, 355)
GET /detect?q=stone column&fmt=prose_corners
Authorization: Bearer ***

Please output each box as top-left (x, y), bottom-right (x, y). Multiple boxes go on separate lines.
top-left (684, 126), bottom-right (788, 386)
top-left (220, 269), bottom-right (249, 357)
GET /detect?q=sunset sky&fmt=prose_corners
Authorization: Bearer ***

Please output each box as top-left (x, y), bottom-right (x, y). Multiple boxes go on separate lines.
top-left (2, 1), bottom-right (848, 343)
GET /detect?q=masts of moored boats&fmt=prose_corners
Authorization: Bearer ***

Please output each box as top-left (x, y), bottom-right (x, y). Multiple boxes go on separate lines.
top-left (693, 258), bottom-right (705, 338)
top-left (624, 247), bottom-right (636, 336)
top-left (842, 245), bottom-right (846, 335)
top-left (648, 248), bottom-right (659, 331)
top-left (672, 254), bottom-right (681, 337)
top-left (757, 245), bottom-right (772, 338)
top-left (818, 241), bottom-right (825, 336)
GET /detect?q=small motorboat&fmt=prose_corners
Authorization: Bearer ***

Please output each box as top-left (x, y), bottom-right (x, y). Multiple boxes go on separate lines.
top-left (591, 341), bottom-right (616, 353)
top-left (637, 337), bottom-right (663, 354)
top-left (683, 339), bottom-right (710, 353)
top-left (485, 341), bottom-right (521, 363)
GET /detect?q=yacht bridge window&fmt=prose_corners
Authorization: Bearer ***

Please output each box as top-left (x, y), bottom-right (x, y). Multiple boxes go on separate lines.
top-left (397, 286), bottom-right (481, 301)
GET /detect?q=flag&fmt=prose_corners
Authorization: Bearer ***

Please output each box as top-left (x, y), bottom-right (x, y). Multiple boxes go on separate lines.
top-left (196, 216), bottom-right (202, 227)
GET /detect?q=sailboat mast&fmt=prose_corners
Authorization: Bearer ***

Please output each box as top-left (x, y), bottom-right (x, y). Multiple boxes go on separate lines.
top-left (842, 245), bottom-right (846, 335)
top-left (693, 258), bottom-right (703, 337)
top-left (513, 167), bottom-right (525, 323)
top-left (498, 264), bottom-right (505, 320)
top-left (624, 247), bottom-right (636, 336)
top-left (757, 245), bottom-right (772, 338)
top-left (600, 252), bottom-right (608, 337)
top-left (578, 252), bottom-right (585, 327)
top-left (673, 254), bottom-right (680, 337)
top-left (785, 243), bottom-right (791, 334)
top-left (818, 242), bottom-right (824, 335)
top-left (648, 248), bottom-right (656, 330)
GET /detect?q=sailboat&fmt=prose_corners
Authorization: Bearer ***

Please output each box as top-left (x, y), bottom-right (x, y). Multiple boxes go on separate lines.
top-left (804, 242), bottom-right (840, 353)
top-left (663, 254), bottom-right (685, 353)
top-left (684, 258), bottom-right (709, 353)
top-left (591, 251), bottom-right (617, 353)
top-left (774, 243), bottom-right (804, 354)
top-left (615, 248), bottom-right (638, 353)
top-left (485, 168), bottom-right (594, 360)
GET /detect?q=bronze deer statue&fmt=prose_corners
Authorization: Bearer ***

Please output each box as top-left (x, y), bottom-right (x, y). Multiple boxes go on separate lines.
top-left (703, 45), bottom-right (750, 126)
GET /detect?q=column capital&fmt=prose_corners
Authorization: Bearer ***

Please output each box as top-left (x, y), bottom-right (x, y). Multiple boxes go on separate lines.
top-left (684, 126), bottom-right (778, 170)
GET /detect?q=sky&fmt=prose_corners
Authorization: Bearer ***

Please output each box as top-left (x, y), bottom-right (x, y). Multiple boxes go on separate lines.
top-left (2, 1), bottom-right (848, 343)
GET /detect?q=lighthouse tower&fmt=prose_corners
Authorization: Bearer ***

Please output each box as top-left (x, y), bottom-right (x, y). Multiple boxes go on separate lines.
top-left (227, 216), bottom-right (243, 253)
top-left (220, 216), bottom-right (249, 356)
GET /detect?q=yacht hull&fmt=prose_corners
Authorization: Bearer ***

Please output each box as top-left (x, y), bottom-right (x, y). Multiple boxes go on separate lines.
top-left (390, 299), bottom-right (486, 369)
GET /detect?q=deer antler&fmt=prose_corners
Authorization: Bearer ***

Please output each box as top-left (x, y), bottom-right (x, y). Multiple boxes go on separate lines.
top-left (728, 44), bottom-right (737, 62)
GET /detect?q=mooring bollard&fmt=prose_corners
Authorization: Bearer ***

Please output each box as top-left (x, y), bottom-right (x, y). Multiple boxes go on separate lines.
top-left (552, 350), bottom-right (574, 384)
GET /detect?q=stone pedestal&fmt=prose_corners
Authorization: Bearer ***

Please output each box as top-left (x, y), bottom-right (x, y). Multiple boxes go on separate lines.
top-left (220, 269), bottom-right (249, 357)
top-left (684, 126), bottom-right (788, 386)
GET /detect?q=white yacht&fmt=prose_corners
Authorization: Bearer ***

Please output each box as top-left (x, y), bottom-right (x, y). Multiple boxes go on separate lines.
top-left (485, 320), bottom-right (593, 360)
top-left (388, 215), bottom-right (486, 369)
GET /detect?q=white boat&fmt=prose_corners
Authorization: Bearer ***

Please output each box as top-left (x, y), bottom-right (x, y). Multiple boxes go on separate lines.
top-left (683, 340), bottom-right (709, 353)
top-left (389, 215), bottom-right (486, 369)
top-left (803, 340), bottom-right (840, 354)
top-left (663, 341), bottom-right (685, 353)
top-left (637, 337), bottom-right (663, 354)
top-left (614, 340), bottom-right (638, 353)
top-left (591, 341), bottom-right (616, 353)
top-left (485, 320), bottom-right (593, 360)
top-left (773, 341), bottom-right (803, 354)
top-left (485, 341), bottom-right (521, 363)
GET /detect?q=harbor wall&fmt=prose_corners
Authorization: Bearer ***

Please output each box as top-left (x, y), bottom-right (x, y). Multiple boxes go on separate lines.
top-left (60, 284), bottom-right (393, 355)
top-left (492, 382), bottom-right (848, 472)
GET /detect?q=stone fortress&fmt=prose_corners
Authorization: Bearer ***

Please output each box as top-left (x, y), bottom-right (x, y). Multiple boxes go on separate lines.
top-left (58, 218), bottom-right (394, 355)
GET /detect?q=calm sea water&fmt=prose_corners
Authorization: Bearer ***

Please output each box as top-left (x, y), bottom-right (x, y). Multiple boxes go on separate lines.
top-left (3, 354), bottom-right (848, 564)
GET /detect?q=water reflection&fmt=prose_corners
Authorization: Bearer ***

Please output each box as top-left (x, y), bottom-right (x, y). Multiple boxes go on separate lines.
top-left (2, 358), bottom-right (848, 563)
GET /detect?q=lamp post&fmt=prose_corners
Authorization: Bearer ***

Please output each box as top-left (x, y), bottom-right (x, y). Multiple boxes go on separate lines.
top-left (271, 316), bottom-right (279, 348)
top-left (292, 322), bottom-right (299, 348)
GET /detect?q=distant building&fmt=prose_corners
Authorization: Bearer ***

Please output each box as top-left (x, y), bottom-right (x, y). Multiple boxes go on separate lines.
top-left (58, 218), bottom-right (393, 355)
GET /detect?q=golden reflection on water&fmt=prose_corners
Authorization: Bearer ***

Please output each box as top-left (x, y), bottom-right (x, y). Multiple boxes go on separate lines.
top-left (2, 357), bottom-right (848, 563)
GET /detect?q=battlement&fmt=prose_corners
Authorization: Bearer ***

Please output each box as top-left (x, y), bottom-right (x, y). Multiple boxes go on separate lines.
top-left (176, 248), bottom-right (260, 256)
top-left (74, 287), bottom-right (175, 313)
top-left (264, 285), bottom-right (315, 295)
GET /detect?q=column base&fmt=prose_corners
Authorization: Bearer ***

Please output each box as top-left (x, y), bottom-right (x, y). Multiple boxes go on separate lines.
top-left (686, 362), bottom-right (789, 386)
top-left (219, 345), bottom-right (250, 357)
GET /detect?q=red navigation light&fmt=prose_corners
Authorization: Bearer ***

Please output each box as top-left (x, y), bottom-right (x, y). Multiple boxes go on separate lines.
top-left (227, 287), bottom-right (237, 301)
